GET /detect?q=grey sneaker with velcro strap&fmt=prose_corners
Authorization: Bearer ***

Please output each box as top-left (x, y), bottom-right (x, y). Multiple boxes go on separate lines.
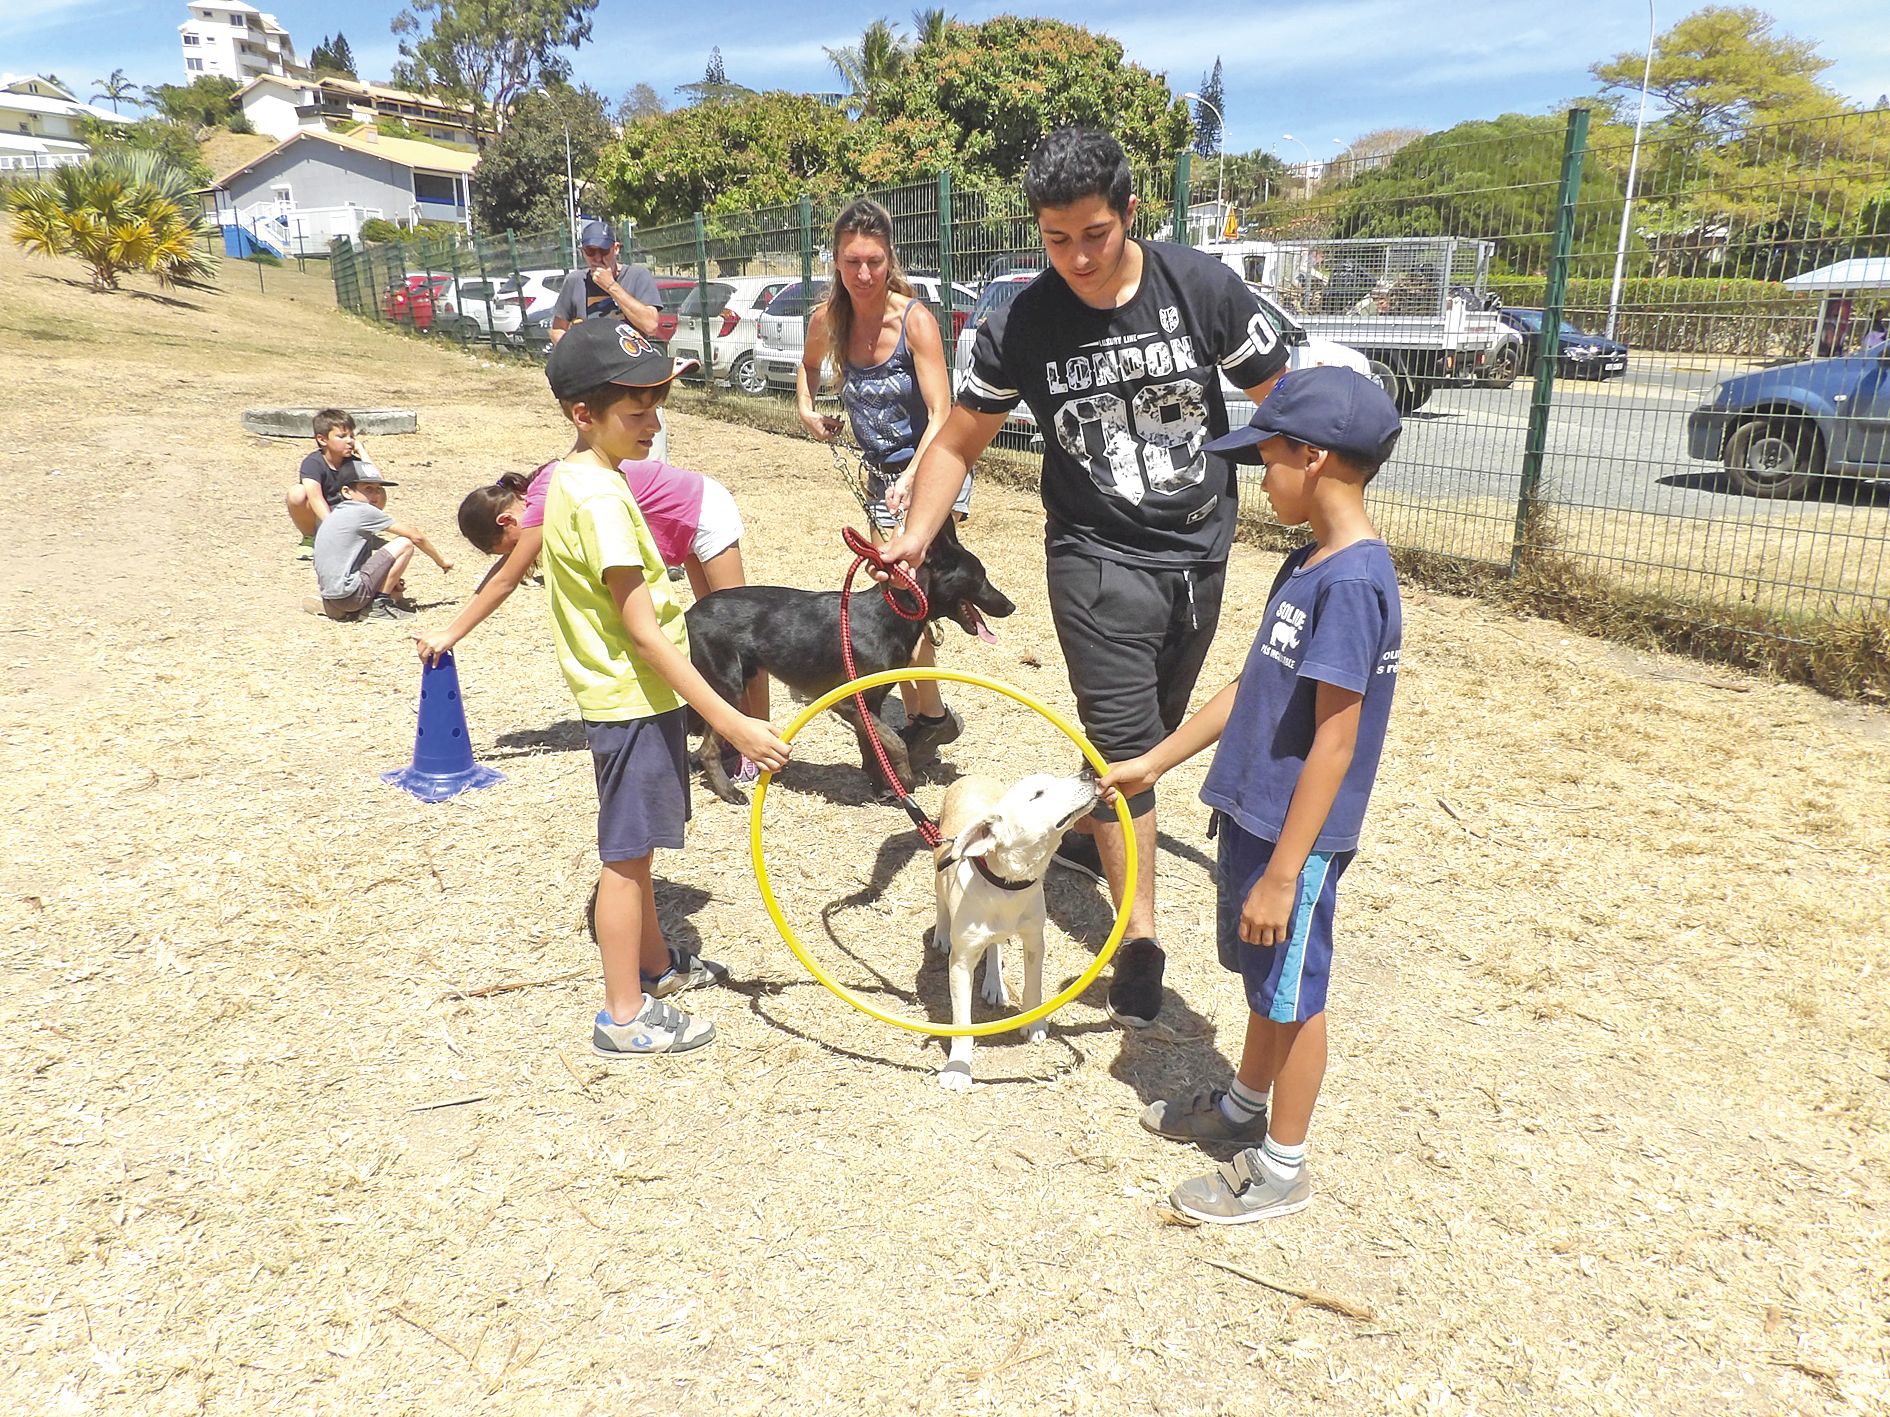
top-left (1140, 1087), bottom-right (1269, 1145)
top-left (1169, 1148), bottom-right (1311, 1225)
top-left (592, 995), bottom-right (716, 1059)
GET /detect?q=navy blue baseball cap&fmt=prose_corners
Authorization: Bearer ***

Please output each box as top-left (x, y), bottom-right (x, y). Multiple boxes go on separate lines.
top-left (1204, 365), bottom-right (1403, 465)
top-left (578, 218), bottom-right (616, 250)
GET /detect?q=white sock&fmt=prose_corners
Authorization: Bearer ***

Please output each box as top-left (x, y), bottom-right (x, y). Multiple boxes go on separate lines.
top-left (1219, 1077), bottom-right (1268, 1126)
top-left (1260, 1133), bottom-right (1307, 1184)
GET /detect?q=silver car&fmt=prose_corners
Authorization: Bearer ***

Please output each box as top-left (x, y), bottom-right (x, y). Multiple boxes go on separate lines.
top-left (751, 274), bottom-right (980, 392)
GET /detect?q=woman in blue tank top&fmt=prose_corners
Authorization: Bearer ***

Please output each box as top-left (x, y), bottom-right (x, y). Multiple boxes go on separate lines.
top-left (796, 198), bottom-right (970, 754)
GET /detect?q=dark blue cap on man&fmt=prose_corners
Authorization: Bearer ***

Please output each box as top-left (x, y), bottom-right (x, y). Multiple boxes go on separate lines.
top-left (579, 218), bottom-right (615, 250)
top-left (1203, 365), bottom-right (1403, 465)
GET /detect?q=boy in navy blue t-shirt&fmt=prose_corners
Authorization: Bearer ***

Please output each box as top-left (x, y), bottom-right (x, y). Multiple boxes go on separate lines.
top-left (1101, 366), bottom-right (1403, 1224)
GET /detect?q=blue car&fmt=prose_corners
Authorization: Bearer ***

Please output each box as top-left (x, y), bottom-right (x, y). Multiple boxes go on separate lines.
top-left (1687, 351), bottom-right (1890, 498)
top-left (1497, 308), bottom-right (1630, 380)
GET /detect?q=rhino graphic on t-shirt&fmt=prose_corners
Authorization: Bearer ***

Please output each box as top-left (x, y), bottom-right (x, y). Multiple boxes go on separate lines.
top-left (1269, 620), bottom-right (1299, 652)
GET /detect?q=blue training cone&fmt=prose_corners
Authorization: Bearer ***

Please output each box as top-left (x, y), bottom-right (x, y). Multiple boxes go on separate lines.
top-left (382, 651), bottom-right (505, 802)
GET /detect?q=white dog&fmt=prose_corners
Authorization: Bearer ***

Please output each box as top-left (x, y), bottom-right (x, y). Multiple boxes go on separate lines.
top-left (931, 772), bottom-right (1100, 1091)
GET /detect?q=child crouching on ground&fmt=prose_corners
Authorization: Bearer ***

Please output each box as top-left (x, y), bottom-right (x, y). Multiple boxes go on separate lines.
top-left (1102, 367), bottom-right (1404, 1224)
top-left (311, 466), bottom-right (452, 621)
top-left (539, 319), bottom-right (790, 1058)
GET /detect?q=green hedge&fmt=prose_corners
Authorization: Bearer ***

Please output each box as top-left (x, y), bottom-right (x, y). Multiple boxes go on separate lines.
top-left (1487, 275), bottom-right (1818, 358)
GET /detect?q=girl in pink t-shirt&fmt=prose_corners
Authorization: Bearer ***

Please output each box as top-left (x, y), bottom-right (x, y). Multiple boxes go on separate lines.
top-left (418, 460), bottom-right (763, 729)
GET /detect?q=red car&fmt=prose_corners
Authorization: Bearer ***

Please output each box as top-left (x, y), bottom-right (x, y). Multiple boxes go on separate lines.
top-left (654, 276), bottom-right (694, 344)
top-left (381, 274), bottom-right (453, 332)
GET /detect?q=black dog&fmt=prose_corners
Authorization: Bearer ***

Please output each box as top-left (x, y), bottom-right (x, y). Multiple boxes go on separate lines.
top-left (686, 521), bottom-right (1016, 803)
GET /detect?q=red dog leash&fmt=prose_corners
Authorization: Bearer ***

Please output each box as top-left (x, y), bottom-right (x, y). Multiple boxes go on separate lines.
top-left (837, 527), bottom-right (943, 849)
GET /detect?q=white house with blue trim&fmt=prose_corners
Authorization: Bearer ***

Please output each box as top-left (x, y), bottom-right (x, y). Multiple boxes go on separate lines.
top-left (211, 125), bottom-right (478, 256)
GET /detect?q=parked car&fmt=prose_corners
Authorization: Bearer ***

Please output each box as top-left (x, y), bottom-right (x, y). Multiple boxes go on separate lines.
top-left (652, 277), bottom-right (692, 344)
top-left (509, 268), bottom-right (569, 320)
top-left (440, 276), bottom-right (529, 343)
top-left (1686, 349), bottom-right (1890, 498)
top-left (1497, 308), bottom-right (1630, 380)
top-left (749, 274), bottom-right (979, 392)
top-left (669, 275), bottom-right (795, 394)
top-left (381, 273), bottom-right (452, 332)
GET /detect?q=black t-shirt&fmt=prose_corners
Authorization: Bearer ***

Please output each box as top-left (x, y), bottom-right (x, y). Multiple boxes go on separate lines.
top-left (298, 450), bottom-right (357, 509)
top-left (960, 240), bottom-right (1287, 566)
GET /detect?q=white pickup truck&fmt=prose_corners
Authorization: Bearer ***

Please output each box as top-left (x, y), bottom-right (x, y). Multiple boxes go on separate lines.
top-left (951, 274), bottom-right (1393, 448)
top-left (1197, 236), bottom-right (1523, 411)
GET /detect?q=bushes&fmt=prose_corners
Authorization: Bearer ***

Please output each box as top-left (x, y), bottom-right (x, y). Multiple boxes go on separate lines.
top-left (358, 217), bottom-right (464, 247)
top-left (1487, 274), bottom-right (1819, 357)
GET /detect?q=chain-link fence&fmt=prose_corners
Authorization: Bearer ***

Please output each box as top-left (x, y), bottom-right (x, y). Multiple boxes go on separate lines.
top-left (331, 116), bottom-right (1890, 673)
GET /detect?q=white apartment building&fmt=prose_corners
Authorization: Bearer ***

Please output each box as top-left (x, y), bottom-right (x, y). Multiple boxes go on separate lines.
top-left (179, 1), bottom-right (309, 83)
top-left (0, 75), bottom-right (131, 173)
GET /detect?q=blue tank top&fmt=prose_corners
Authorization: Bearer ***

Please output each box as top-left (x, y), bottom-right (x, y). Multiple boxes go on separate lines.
top-left (840, 300), bottom-right (930, 470)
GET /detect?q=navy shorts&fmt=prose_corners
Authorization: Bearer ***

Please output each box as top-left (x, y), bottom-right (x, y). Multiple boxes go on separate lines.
top-left (1214, 815), bottom-right (1353, 1023)
top-left (586, 710), bottom-right (690, 862)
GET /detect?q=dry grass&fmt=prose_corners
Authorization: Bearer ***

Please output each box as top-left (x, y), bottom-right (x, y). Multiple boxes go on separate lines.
top-left (2, 241), bottom-right (1889, 1415)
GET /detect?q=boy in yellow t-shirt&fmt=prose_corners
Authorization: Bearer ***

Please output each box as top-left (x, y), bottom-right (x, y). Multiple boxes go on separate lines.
top-left (540, 320), bottom-right (790, 1059)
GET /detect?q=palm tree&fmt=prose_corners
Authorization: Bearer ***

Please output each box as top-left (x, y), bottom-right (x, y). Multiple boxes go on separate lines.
top-left (5, 149), bottom-right (218, 292)
top-left (90, 69), bottom-right (143, 115)
top-left (824, 18), bottom-right (907, 119)
top-left (911, 8), bottom-right (952, 47)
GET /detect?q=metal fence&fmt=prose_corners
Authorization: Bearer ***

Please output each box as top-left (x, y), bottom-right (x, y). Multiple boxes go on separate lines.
top-left (330, 111), bottom-right (1890, 664)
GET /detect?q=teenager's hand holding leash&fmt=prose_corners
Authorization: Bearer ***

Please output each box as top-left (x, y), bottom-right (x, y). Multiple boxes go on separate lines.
top-left (799, 409), bottom-right (843, 442)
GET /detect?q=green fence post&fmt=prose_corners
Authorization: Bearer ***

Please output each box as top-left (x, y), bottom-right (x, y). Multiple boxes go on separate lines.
top-left (937, 169), bottom-right (956, 344)
top-left (694, 211), bottom-right (715, 395)
top-left (472, 235), bottom-right (499, 355)
top-left (448, 237), bottom-right (465, 345)
top-left (799, 194), bottom-right (815, 343)
top-left (1510, 106), bottom-right (1591, 577)
top-left (1171, 149), bottom-right (1192, 244)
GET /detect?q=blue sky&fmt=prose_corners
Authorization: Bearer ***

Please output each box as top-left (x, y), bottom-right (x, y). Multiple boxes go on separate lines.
top-left (8, 0), bottom-right (1888, 154)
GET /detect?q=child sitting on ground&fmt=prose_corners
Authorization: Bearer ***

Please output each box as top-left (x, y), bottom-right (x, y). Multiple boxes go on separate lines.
top-left (537, 319), bottom-right (790, 1058)
top-left (311, 467), bottom-right (452, 622)
top-left (285, 408), bottom-right (370, 557)
top-left (1101, 367), bottom-right (1404, 1224)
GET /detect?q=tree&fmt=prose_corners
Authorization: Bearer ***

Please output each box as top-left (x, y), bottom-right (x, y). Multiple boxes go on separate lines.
top-left (617, 83), bottom-right (664, 123)
top-left (825, 18), bottom-right (907, 119)
top-left (674, 47), bottom-right (753, 106)
top-left (309, 33), bottom-right (359, 78)
top-left (1191, 59), bottom-right (1223, 158)
top-left (5, 148), bottom-right (217, 292)
top-left (90, 70), bottom-right (143, 115)
top-left (471, 83), bottom-right (614, 235)
top-left (1219, 147), bottom-right (1289, 206)
top-left (596, 91), bottom-right (852, 225)
top-left (143, 75), bottom-right (241, 130)
top-left (852, 16), bottom-right (1189, 186)
top-left (1591, 6), bottom-right (1843, 141)
top-left (391, 0), bottom-right (597, 141)
top-left (1325, 113), bottom-right (1626, 275)
top-left (911, 8), bottom-right (951, 46)
top-left (79, 115), bottom-right (214, 188)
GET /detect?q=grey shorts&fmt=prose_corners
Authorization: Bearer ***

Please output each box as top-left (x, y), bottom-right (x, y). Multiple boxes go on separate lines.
top-left (586, 709), bottom-right (690, 862)
top-left (863, 464), bottom-right (973, 532)
top-left (322, 547), bottom-right (396, 618)
top-left (1045, 551), bottom-right (1227, 817)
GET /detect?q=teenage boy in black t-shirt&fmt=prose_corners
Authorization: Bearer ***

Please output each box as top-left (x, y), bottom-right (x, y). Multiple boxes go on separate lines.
top-left (878, 127), bottom-right (1288, 1028)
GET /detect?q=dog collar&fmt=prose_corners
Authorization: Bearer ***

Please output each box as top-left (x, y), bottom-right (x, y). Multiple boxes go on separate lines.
top-left (936, 846), bottom-right (1035, 892)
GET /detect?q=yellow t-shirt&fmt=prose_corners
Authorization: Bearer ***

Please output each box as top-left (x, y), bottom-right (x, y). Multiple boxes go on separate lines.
top-left (539, 458), bottom-right (689, 721)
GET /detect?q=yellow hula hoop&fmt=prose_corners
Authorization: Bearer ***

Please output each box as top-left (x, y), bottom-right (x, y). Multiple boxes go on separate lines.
top-left (748, 666), bottom-right (1137, 1038)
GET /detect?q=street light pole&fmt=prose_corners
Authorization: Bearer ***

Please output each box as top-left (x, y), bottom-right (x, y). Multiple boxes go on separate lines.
top-left (1180, 90), bottom-right (1226, 239)
top-left (1606, 0), bottom-right (1656, 341)
top-left (1282, 133), bottom-right (1314, 198)
top-left (536, 84), bottom-right (577, 266)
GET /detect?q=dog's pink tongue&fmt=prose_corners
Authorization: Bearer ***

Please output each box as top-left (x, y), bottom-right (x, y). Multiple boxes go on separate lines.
top-left (973, 615), bottom-right (998, 644)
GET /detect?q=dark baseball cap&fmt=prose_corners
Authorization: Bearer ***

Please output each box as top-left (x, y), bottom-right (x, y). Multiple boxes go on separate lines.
top-left (1203, 365), bottom-right (1403, 465)
top-left (578, 219), bottom-right (615, 250)
top-left (339, 463), bottom-right (398, 489)
top-left (545, 318), bottom-right (700, 400)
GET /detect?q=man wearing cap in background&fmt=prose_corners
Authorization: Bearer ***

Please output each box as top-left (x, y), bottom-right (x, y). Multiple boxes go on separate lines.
top-left (551, 219), bottom-right (671, 459)
top-left (310, 466), bottom-right (453, 623)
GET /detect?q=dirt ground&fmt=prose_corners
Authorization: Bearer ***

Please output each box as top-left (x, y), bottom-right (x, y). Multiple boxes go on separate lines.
top-left (2, 243), bottom-right (1888, 1417)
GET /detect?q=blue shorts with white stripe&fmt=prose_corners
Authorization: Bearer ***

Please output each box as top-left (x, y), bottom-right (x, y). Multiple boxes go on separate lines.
top-left (1213, 814), bottom-right (1354, 1023)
